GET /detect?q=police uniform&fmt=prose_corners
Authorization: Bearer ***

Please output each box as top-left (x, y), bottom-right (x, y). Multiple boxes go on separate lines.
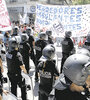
top-left (6, 50), bottom-right (27, 100)
top-left (19, 42), bottom-right (30, 73)
top-left (35, 40), bottom-right (47, 61)
top-left (54, 75), bottom-right (86, 100)
top-left (35, 39), bottom-right (47, 81)
top-left (54, 54), bottom-right (90, 100)
top-left (47, 36), bottom-right (54, 44)
top-left (28, 35), bottom-right (36, 65)
top-left (38, 60), bottom-right (59, 100)
top-left (55, 84), bottom-right (87, 100)
top-left (61, 37), bottom-right (74, 73)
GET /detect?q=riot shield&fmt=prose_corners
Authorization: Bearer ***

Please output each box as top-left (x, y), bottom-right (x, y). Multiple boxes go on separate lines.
top-left (22, 72), bottom-right (34, 100)
top-left (3, 92), bottom-right (18, 100)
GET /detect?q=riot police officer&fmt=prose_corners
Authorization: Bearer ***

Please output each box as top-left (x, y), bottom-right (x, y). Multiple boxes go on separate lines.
top-left (46, 30), bottom-right (54, 44)
top-left (6, 37), bottom-right (27, 100)
top-left (26, 27), bottom-right (36, 67)
top-left (12, 26), bottom-right (19, 36)
top-left (38, 44), bottom-right (59, 100)
top-left (61, 31), bottom-right (75, 73)
top-left (19, 33), bottom-right (31, 73)
top-left (83, 33), bottom-right (90, 51)
top-left (54, 54), bottom-right (90, 100)
top-left (35, 32), bottom-right (47, 82)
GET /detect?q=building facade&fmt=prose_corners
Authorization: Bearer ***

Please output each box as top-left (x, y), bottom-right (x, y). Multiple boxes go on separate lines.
top-left (5, 0), bottom-right (72, 24)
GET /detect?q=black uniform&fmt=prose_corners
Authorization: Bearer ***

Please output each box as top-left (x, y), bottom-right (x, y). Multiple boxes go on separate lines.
top-left (55, 74), bottom-right (87, 100)
top-left (6, 50), bottom-right (26, 100)
top-left (55, 88), bottom-right (87, 100)
top-left (28, 35), bottom-right (36, 65)
top-left (19, 42), bottom-right (30, 73)
top-left (61, 37), bottom-right (74, 73)
top-left (35, 40), bottom-right (47, 61)
top-left (35, 39), bottom-right (47, 81)
top-left (47, 36), bottom-right (54, 44)
top-left (38, 60), bottom-right (59, 100)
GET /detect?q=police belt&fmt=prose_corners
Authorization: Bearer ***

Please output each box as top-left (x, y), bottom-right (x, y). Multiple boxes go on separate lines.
top-left (8, 72), bottom-right (21, 76)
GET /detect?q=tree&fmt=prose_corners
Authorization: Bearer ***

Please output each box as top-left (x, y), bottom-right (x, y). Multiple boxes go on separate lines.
top-left (72, 0), bottom-right (90, 5)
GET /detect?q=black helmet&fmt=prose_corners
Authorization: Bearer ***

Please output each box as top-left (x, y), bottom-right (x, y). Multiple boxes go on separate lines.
top-left (65, 31), bottom-right (72, 38)
top-left (26, 27), bottom-right (31, 36)
top-left (63, 54), bottom-right (90, 86)
top-left (84, 33), bottom-right (90, 46)
top-left (8, 37), bottom-right (19, 51)
top-left (86, 33), bottom-right (90, 40)
top-left (13, 26), bottom-right (19, 36)
top-left (21, 34), bottom-right (29, 43)
top-left (42, 44), bottom-right (55, 60)
top-left (83, 35), bottom-right (90, 51)
top-left (38, 32), bottom-right (46, 40)
top-left (46, 30), bottom-right (52, 36)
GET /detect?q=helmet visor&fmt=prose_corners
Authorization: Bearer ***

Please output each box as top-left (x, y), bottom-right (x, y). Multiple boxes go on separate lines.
top-left (11, 42), bottom-right (18, 48)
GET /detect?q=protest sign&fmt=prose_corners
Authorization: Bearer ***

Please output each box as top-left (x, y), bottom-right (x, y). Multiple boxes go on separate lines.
top-left (0, 0), bottom-right (12, 31)
top-left (35, 4), bottom-right (90, 37)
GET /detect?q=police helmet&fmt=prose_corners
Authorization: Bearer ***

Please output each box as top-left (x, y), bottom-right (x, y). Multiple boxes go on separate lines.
top-left (38, 32), bottom-right (46, 40)
top-left (63, 54), bottom-right (90, 86)
top-left (26, 27), bottom-right (31, 36)
top-left (65, 31), bottom-right (72, 38)
top-left (76, 48), bottom-right (90, 57)
top-left (84, 38), bottom-right (90, 46)
top-left (21, 34), bottom-right (29, 43)
top-left (9, 37), bottom-right (19, 51)
top-left (46, 30), bottom-right (52, 36)
top-left (87, 33), bottom-right (90, 39)
top-left (84, 33), bottom-right (90, 45)
top-left (83, 39), bottom-right (90, 51)
top-left (13, 26), bottom-right (19, 36)
top-left (42, 44), bottom-right (55, 60)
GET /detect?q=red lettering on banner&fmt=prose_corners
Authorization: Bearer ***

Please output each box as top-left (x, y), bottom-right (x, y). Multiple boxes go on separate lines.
top-left (0, 0), bottom-right (2, 4)
top-left (0, 4), bottom-right (5, 12)
top-left (0, 12), bottom-right (11, 28)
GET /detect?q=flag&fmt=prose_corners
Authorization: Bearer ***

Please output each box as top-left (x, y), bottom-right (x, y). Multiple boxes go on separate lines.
top-left (0, 0), bottom-right (12, 31)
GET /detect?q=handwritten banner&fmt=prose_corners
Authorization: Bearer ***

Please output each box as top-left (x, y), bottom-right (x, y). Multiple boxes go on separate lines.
top-left (35, 4), bottom-right (90, 37)
top-left (0, 0), bottom-right (12, 31)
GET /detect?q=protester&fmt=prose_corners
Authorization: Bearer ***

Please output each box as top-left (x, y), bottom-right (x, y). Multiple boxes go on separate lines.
top-left (3, 31), bottom-right (10, 50)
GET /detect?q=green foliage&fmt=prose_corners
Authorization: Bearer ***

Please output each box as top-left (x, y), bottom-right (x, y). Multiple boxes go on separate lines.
top-left (72, 0), bottom-right (90, 5)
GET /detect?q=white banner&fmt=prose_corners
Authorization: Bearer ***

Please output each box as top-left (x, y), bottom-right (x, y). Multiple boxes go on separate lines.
top-left (0, 0), bottom-right (12, 31)
top-left (35, 4), bottom-right (90, 37)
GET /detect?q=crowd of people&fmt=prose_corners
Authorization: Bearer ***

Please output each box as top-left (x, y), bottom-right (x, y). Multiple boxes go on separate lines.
top-left (0, 21), bottom-right (90, 100)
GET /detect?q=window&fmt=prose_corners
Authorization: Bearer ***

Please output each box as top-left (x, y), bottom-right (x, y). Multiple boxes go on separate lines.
top-left (10, 0), bottom-right (17, 2)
